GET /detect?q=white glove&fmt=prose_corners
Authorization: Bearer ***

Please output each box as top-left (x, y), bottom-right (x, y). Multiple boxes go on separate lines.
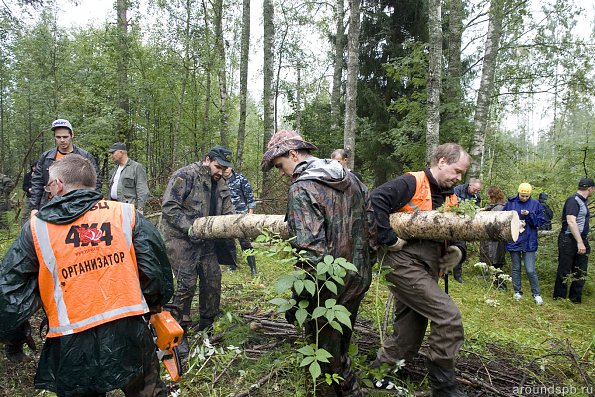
top-left (387, 238), bottom-right (408, 252)
top-left (438, 246), bottom-right (462, 273)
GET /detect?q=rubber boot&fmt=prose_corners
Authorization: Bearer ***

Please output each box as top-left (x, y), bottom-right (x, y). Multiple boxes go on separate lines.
top-left (247, 255), bottom-right (257, 275)
top-left (197, 317), bottom-right (214, 336)
top-left (4, 343), bottom-right (30, 363)
top-left (172, 296), bottom-right (192, 362)
top-left (453, 264), bottom-right (463, 283)
top-left (337, 367), bottom-right (364, 397)
top-left (426, 360), bottom-right (468, 397)
top-left (177, 326), bottom-right (190, 362)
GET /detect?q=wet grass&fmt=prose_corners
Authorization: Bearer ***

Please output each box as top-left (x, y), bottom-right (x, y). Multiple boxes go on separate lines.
top-left (0, 220), bottom-right (593, 396)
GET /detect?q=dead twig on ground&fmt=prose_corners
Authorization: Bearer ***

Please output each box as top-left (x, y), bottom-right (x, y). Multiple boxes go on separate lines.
top-left (232, 371), bottom-right (276, 397)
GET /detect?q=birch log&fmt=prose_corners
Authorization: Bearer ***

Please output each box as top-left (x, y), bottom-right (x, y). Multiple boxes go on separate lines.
top-left (190, 210), bottom-right (520, 242)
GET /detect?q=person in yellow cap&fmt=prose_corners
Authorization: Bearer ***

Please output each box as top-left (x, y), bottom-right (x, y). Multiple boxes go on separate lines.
top-left (503, 182), bottom-right (547, 305)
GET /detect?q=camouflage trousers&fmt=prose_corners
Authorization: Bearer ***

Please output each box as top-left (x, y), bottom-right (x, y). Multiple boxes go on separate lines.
top-left (291, 271), bottom-right (370, 396)
top-left (165, 236), bottom-right (221, 328)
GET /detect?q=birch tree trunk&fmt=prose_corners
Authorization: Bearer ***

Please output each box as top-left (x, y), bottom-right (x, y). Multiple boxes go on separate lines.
top-left (263, 0), bottom-right (275, 146)
top-left (215, 0), bottom-right (230, 148)
top-left (426, 0), bottom-right (442, 162)
top-left (190, 211), bottom-right (520, 242)
top-left (330, 0), bottom-right (345, 134)
top-left (295, 65), bottom-right (301, 131)
top-left (468, 0), bottom-right (504, 178)
top-left (116, 0), bottom-right (131, 143)
top-left (236, 0), bottom-right (250, 170)
top-left (344, 0), bottom-right (361, 170)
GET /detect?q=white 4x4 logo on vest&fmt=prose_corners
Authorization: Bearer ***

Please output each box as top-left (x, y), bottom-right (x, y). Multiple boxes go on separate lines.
top-left (65, 223), bottom-right (114, 247)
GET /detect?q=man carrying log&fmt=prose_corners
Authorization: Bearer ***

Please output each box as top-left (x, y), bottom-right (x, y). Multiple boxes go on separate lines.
top-left (161, 145), bottom-right (235, 359)
top-left (261, 130), bottom-right (372, 396)
top-left (370, 143), bottom-right (470, 397)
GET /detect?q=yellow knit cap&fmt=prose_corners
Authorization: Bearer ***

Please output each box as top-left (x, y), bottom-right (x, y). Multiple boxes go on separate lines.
top-left (518, 183), bottom-right (532, 194)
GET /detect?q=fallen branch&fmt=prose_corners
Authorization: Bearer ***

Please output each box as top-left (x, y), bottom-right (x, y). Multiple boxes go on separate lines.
top-left (232, 371), bottom-right (276, 397)
top-left (213, 355), bottom-right (238, 384)
top-left (459, 372), bottom-right (513, 397)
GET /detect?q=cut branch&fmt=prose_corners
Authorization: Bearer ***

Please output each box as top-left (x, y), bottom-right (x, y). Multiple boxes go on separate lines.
top-left (190, 211), bottom-right (520, 242)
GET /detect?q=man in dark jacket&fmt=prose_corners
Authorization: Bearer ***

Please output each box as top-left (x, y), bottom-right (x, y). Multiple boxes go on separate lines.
top-left (553, 178), bottom-right (594, 303)
top-left (453, 178), bottom-right (482, 206)
top-left (0, 154), bottom-right (173, 397)
top-left (29, 119), bottom-right (101, 212)
top-left (162, 145), bottom-right (235, 358)
top-left (261, 130), bottom-right (371, 396)
top-left (538, 192), bottom-right (554, 231)
top-left (370, 143), bottom-right (470, 397)
top-left (218, 167), bottom-right (258, 274)
top-left (503, 183), bottom-right (546, 305)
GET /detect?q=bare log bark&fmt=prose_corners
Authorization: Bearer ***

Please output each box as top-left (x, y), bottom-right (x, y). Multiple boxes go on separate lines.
top-left (190, 211), bottom-right (520, 242)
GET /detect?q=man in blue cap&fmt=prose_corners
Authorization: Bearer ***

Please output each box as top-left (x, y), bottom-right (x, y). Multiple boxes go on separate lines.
top-left (161, 145), bottom-right (235, 359)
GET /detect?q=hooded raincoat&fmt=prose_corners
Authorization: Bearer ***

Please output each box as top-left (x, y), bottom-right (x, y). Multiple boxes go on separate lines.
top-left (286, 158), bottom-right (372, 394)
top-left (0, 189), bottom-right (173, 396)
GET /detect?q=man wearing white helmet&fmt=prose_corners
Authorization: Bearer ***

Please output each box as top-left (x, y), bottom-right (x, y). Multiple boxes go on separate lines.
top-left (29, 119), bottom-right (101, 211)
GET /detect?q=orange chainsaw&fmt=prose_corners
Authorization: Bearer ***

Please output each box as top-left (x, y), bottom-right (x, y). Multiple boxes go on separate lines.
top-left (150, 308), bottom-right (184, 381)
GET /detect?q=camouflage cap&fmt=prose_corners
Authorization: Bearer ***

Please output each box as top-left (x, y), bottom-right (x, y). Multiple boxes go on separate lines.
top-left (260, 130), bottom-right (317, 172)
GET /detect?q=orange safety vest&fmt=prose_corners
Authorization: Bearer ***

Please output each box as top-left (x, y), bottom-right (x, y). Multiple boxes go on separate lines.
top-left (30, 200), bottom-right (148, 337)
top-left (399, 171), bottom-right (458, 212)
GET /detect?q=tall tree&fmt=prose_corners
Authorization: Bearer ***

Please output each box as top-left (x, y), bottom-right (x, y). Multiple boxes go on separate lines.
top-left (116, 0), bottom-right (130, 142)
top-left (261, 0), bottom-right (275, 198)
top-left (468, 0), bottom-right (504, 178)
top-left (215, 0), bottom-right (230, 148)
top-left (263, 0), bottom-right (275, 145)
top-left (441, 0), bottom-right (468, 144)
top-left (426, 0), bottom-right (442, 161)
top-left (330, 0), bottom-right (345, 134)
top-left (343, 0), bottom-right (361, 170)
top-left (235, 0), bottom-right (250, 170)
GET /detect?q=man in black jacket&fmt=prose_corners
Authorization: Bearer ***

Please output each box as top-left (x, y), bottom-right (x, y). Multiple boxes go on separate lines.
top-left (538, 192), bottom-right (554, 231)
top-left (371, 143), bottom-right (470, 397)
top-left (29, 119), bottom-right (101, 212)
top-left (0, 154), bottom-right (173, 396)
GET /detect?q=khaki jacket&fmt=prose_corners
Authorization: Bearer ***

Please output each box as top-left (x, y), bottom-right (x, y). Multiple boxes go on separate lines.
top-left (109, 159), bottom-right (149, 210)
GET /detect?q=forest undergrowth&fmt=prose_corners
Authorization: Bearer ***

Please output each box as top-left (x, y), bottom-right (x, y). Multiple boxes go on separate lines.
top-left (0, 217), bottom-right (593, 397)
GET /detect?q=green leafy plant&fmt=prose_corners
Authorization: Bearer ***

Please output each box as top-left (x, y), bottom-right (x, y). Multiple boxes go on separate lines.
top-left (473, 262), bottom-right (512, 306)
top-left (255, 231), bottom-right (357, 393)
top-left (562, 272), bottom-right (589, 299)
top-left (437, 198), bottom-right (478, 217)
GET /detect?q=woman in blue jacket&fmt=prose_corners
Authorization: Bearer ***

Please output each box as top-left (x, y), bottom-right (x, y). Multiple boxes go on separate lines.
top-left (503, 183), bottom-right (547, 305)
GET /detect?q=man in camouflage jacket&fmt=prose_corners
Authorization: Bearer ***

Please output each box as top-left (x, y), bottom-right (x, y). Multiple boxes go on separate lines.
top-left (261, 130), bottom-right (371, 397)
top-left (161, 145), bottom-right (234, 359)
top-left (0, 173), bottom-right (14, 229)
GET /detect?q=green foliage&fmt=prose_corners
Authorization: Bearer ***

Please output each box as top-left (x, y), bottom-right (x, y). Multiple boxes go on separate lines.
top-left (256, 232), bottom-right (356, 393)
top-left (436, 198), bottom-right (477, 217)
